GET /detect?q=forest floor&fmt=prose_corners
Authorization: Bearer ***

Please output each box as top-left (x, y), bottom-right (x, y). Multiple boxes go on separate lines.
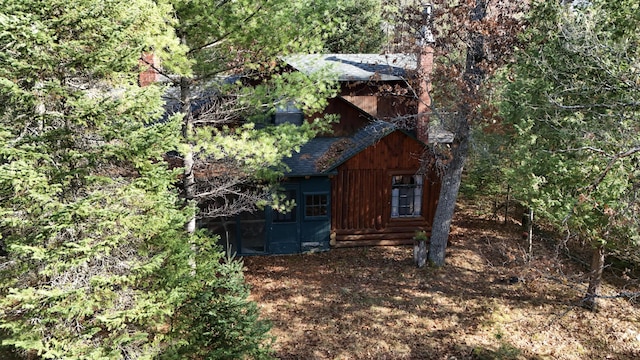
top-left (244, 200), bottom-right (640, 360)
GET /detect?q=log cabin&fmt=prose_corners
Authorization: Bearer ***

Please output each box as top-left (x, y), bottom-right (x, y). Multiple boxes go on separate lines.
top-left (202, 53), bottom-right (453, 255)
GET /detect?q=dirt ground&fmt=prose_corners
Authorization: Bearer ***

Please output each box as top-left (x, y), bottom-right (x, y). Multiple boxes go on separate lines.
top-left (244, 201), bottom-right (640, 360)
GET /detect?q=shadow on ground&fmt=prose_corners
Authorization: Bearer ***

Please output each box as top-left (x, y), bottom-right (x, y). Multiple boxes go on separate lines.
top-left (245, 212), bottom-right (640, 360)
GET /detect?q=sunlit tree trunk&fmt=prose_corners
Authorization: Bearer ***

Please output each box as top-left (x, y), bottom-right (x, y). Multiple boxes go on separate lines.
top-left (526, 208), bottom-right (534, 261)
top-left (428, 0), bottom-right (485, 267)
top-left (180, 74), bottom-right (196, 235)
top-left (428, 124), bottom-right (470, 267)
top-left (583, 244), bottom-right (605, 311)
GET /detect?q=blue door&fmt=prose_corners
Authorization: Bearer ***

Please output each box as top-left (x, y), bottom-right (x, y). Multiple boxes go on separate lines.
top-left (300, 192), bottom-right (331, 252)
top-left (269, 186), bottom-right (300, 254)
top-left (265, 178), bottom-right (332, 254)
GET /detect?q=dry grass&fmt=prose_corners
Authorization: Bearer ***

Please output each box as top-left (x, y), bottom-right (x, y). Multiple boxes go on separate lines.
top-left (244, 202), bottom-right (640, 360)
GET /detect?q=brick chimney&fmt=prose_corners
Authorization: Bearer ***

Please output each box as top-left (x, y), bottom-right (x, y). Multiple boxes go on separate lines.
top-left (139, 52), bottom-right (160, 87)
top-left (416, 4), bottom-right (434, 144)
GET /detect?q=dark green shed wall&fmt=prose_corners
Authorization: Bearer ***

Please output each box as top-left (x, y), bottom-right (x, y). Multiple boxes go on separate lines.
top-left (200, 177), bottom-right (331, 255)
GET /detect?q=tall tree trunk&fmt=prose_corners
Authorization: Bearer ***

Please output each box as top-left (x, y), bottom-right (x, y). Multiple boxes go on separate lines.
top-left (180, 75), bottom-right (196, 235)
top-left (526, 208), bottom-right (534, 261)
top-left (583, 244), bottom-right (605, 311)
top-left (428, 128), bottom-right (469, 266)
top-left (427, 0), bottom-right (486, 267)
top-left (183, 147), bottom-right (196, 234)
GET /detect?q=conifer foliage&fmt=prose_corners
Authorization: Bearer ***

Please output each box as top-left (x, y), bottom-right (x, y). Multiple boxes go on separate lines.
top-left (163, 0), bottom-right (341, 234)
top-left (0, 0), bottom-right (271, 358)
top-left (502, 0), bottom-right (640, 310)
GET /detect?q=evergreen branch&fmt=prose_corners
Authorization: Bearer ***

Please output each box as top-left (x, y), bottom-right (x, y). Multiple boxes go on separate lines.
top-left (584, 146), bottom-right (640, 192)
top-left (552, 146), bottom-right (608, 156)
top-left (548, 97), bottom-right (640, 110)
top-left (215, 0), bottom-right (232, 9)
top-left (8, 115), bottom-right (31, 146)
top-left (187, 3), bottom-right (265, 55)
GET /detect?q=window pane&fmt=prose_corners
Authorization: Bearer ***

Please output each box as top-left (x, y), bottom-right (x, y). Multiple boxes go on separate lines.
top-left (391, 188), bottom-right (399, 217)
top-left (390, 175), bottom-right (423, 218)
top-left (305, 194), bottom-right (328, 218)
top-left (413, 175), bottom-right (422, 216)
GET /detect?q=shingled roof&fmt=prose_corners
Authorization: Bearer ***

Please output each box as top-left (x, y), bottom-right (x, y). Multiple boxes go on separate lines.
top-left (283, 120), bottom-right (399, 176)
top-left (283, 54), bottom-right (416, 82)
top-left (282, 137), bottom-right (342, 176)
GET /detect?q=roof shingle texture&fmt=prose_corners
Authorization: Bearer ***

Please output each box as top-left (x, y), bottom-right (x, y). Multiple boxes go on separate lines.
top-left (283, 120), bottom-right (398, 176)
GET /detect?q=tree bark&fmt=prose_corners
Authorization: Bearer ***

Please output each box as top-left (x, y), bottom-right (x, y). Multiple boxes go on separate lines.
top-left (180, 75), bottom-right (196, 235)
top-left (414, 239), bottom-right (427, 268)
top-left (428, 126), bottom-right (469, 267)
top-left (183, 147), bottom-right (196, 234)
top-left (583, 244), bottom-right (605, 311)
top-left (526, 208), bottom-right (533, 261)
top-left (427, 0), bottom-right (485, 267)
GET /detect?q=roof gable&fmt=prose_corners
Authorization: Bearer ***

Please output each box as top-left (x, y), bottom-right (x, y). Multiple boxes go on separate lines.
top-left (283, 120), bottom-right (420, 176)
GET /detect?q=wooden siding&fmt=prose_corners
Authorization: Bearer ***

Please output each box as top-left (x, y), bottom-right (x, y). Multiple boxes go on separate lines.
top-left (308, 97), bottom-right (370, 137)
top-left (340, 82), bottom-right (413, 123)
top-left (342, 95), bottom-right (377, 117)
top-left (330, 131), bottom-right (440, 246)
top-left (377, 95), bottom-right (413, 120)
top-left (341, 95), bottom-right (412, 121)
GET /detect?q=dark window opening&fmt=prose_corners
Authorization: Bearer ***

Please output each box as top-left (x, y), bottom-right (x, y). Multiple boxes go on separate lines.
top-left (305, 193), bottom-right (328, 218)
top-left (274, 102), bottom-right (303, 126)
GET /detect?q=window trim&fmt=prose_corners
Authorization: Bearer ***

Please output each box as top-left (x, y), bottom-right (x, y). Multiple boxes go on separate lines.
top-left (390, 174), bottom-right (423, 218)
top-left (274, 101), bottom-right (304, 125)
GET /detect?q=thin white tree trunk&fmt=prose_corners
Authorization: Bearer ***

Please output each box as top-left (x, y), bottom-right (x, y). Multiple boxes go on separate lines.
top-left (183, 146), bottom-right (196, 234)
top-left (527, 208), bottom-right (533, 260)
top-left (180, 76), bottom-right (196, 235)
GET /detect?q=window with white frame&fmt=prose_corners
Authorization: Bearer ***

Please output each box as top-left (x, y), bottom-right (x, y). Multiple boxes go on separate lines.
top-left (391, 175), bottom-right (423, 218)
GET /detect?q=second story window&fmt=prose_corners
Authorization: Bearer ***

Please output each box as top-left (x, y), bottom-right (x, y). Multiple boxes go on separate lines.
top-left (274, 101), bottom-right (303, 126)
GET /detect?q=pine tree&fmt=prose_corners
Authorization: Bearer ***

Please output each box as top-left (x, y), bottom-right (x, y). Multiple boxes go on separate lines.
top-left (502, 0), bottom-right (640, 310)
top-left (0, 0), bottom-right (271, 358)
top-left (153, 0), bottom-right (341, 234)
